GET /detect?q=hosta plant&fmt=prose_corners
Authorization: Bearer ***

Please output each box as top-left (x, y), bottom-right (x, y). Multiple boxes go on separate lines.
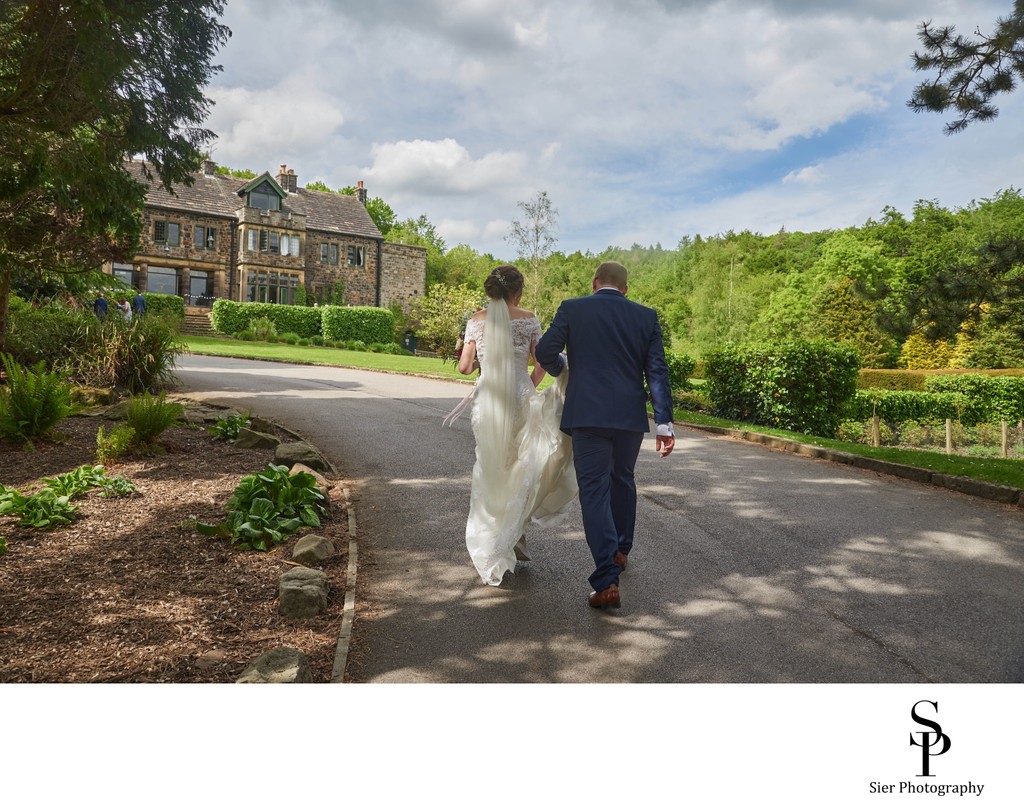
top-left (197, 463), bottom-right (327, 551)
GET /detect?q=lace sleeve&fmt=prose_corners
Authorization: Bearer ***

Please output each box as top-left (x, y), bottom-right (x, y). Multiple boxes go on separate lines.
top-left (465, 317), bottom-right (485, 347)
top-left (528, 317), bottom-right (541, 346)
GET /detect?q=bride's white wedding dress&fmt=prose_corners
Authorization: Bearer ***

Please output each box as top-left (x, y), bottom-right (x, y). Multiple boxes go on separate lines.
top-left (455, 299), bottom-right (578, 585)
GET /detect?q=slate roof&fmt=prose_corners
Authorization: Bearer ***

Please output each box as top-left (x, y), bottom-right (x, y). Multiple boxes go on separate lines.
top-left (126, 160), bottom-right (383, 240)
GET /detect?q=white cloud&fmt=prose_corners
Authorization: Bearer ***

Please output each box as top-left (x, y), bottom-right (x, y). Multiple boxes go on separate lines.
top-left (207, 73), bottom-right (345, 164)
top-left (362, 139), bottom-right (528, 196)
top-left (208, 1), bottom-right (1020, 256)
top-left (783, 165), bottom-right (827, 185)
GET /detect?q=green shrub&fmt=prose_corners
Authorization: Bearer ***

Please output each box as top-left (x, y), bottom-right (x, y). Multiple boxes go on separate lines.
top-left (141, 293), bottom-right (185, 320)
top-left (0, 488), bottom-right (77, 529)
top-left (665, 352), bottom-right (697, 393)
top-left (845, 389), bottom-right (982, 424)
top-left (124, 391), bottom-right (185, 445)
top-left (6, 304), bottom-right (86, 369)
top-left (705, 340), bottom-right (860, 437)
top-left (321, 305), bottom-right (395, 344)
top-left (0, 354), bottom-right (75, 442)
top-left (64, 314), bottom-right (183, 393)
top-left (96, 424), bottom-right (137, 463)
top-left (196, 463), bottom-right (328, 551)
top-left (924, 374), bottom-right (1024, 421)
top-left (248, 316), bottom-right (277, 342)
top-left (212, 300), bottom-right (321, 338)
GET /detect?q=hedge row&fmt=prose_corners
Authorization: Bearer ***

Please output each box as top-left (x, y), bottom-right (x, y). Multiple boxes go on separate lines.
top-left (704, 340), bottom-right (860, 438)
top-left (211, 301), bottom-right (395, 344)
top-left (846, 390), bottom-right (984, 425)
top-left (665, 352), bottom-right (696, 393)
top-left (845, 376), bottom-right (1024, 424)
top-left (924, 374), bottom-right (1024, 421)
top-left (141, 293), bottom-right (184, 320)
top-left (321, 305), bottom-right (394, 344)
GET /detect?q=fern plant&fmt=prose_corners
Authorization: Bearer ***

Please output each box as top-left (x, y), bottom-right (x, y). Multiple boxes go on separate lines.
top-left (96, 424), bottom-right (137, 462)
top-left (124, 391), bottom-right (184, 446)
top-left (0, 353), bottom-right (75, 442)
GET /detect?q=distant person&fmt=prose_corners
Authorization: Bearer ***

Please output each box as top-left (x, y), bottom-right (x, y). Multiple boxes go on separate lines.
top-left (116, 295), bottom-right (132, 321)
top-left (93, 292), bottom-right (108, 319)
top-left (132, 291), bottom-right (146, 317)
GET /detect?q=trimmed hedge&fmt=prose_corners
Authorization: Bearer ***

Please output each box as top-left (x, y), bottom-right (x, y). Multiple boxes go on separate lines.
top-left (858, 369), bottom-right (926, 391)
top-left (211, 300), bottom-right (321, 338)
top-left (142, 293), bottom-right (184, 320)
top-left (665, 352), bottom-right (697, 393)
top-left (321, 305), bottom-right (394, 344)
top-left (704, 340), bottom-right (860, 438)
top-left (846, 390), bottom-right (982, 424)
top-left (924, 374), bottom-right (1024, 421)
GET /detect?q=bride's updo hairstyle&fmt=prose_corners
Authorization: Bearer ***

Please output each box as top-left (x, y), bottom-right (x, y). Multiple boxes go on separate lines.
top-left (483, 265), bottom-right (524, 301)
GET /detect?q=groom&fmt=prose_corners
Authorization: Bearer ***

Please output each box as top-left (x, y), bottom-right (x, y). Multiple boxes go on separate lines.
top-left (535, 261), bottom-right (674, 609)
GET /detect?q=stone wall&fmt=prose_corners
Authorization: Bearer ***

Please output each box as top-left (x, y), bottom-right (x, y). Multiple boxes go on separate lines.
top-left (380, 242), bottom-right (427, 311)
top-left (304, 233), bottom-right (380, 306)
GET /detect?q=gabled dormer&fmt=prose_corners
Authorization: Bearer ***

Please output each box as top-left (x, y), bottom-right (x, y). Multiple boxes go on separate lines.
top-left (237, 173), bottom-right (286, 212)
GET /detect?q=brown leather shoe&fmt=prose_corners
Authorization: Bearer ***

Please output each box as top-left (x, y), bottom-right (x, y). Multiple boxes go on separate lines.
top-left (588, 583), bottom-right (621, 608)
top-left (614, 551), bottom-right (628, 570)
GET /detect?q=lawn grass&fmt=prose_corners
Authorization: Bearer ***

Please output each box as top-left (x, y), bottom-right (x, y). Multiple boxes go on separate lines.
top-left (182, 335), bottom-right (468, 381)
top-left (677, 411), bottom-right (1024, 490)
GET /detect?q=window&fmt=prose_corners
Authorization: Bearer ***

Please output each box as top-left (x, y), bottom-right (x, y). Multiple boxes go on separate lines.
top-left (154, 220), bottom-right (179, 246)
top-left (247, 229), bottom-right (257, 252)
top-left (329, 244), bottom-right (339, 265)
top-left (247, 270), bottom-right (299, 305)
top-left (112, 263), bottom-right (134, 287)
top-left (195, 226), bottom-right (217, 250)
top-left (269, 232), bottom-right (280, 255)
top-left (247, 181), bottom-right (281, 212)
top-left (259, 229), bottom-right (269, 253)
top-left (320, 244), bottom-right (329, 263)
top-left (290, 235), bottom-right (300, 257)
top-left (148, 266), bottom-right (178, 296)
top-left (188, 270), bottom-right (213, 305)
top-left (280, 234), bottom-right (289, 257)
top-left (347, 246), bottom-right (365, 267)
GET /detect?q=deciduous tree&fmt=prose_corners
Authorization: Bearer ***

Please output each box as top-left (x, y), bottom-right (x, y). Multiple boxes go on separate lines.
top-left (0, 0), bottom-right (230, 351)
top-left (506, 191), bottom-right (558, 310)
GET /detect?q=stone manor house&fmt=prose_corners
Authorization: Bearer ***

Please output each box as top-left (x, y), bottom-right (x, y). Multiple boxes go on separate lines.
top-left (104, 160), bottom-right (426, 316)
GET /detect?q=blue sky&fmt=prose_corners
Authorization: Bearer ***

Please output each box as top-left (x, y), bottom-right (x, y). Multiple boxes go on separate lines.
top-left (204, 0), bottom-right (1024, 256)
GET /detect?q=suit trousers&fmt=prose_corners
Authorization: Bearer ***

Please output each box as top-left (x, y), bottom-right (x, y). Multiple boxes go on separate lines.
top-left (571, 427), bottom-right (645, 592)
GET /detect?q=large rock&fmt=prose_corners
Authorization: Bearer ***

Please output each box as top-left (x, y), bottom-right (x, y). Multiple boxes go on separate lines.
top-left (234, 427), bottom-right (281, 449)
top-left (279, 567), bottom-right (329, 617)
top-left (290, 463), bottom-right (332, 491)
top-left (292, 534), bottom-right (336, 565)
top-left (275, 441), bottom-right (328, 472)
top-left (236, 647), bottom-right (313, 683)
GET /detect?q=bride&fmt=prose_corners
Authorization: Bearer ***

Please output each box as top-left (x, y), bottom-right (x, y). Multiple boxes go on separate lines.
top-left (451, 265), bottom-right (578, 585)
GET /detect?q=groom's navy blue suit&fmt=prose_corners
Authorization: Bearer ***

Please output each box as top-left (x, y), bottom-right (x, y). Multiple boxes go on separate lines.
top-left (535, 287), bottom-right (674, 593)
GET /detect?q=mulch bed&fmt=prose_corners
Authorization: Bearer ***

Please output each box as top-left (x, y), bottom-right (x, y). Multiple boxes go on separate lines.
top-left (0, 402), bottom-right (351, 683)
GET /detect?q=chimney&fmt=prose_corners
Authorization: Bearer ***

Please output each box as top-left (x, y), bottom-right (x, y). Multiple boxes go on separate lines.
top-left (202, 159), bottom-right (217, 176)
top-left (355, 180), bottom-right (367, 205)
top-left (277, 164), bottom-right (297, 193)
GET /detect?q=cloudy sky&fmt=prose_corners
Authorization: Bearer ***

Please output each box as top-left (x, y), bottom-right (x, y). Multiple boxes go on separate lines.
top-left (204, 0), bottom-right (1024, 257)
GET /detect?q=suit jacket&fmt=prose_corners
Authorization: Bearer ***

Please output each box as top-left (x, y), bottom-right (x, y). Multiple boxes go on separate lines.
top-left (535, 288), bottom-right (674, 434)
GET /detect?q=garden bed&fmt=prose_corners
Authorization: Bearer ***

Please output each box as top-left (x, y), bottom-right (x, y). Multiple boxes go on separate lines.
top-left (0, 407), bottom-right (350, 683)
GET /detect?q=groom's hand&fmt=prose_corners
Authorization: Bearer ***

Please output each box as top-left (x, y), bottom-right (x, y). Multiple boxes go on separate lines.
top-left (656, 434), bottom-right (674, 457)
